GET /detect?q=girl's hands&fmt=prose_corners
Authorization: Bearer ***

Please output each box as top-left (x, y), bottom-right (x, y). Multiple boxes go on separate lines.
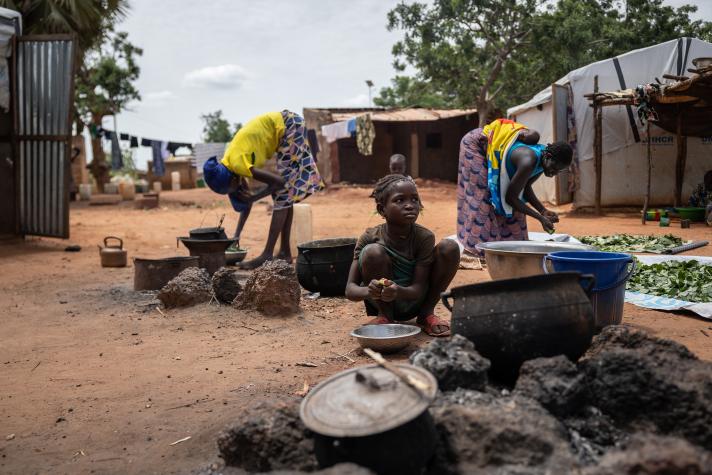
top-left (367, 279), bottom-right (397, 301)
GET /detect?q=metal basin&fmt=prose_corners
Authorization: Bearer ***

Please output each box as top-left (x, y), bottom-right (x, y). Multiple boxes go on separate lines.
top-left (476, 241), bottom-right (596, 280)
top-left (351, 324), bottom-right (421, 354)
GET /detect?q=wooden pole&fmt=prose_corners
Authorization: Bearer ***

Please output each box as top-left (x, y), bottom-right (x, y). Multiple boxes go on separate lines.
top-left (642, 121), bottom-right (652, 225)
top-left (593, 76), bottom-right (603, 215)
top-left (674, 111), bottom-right (687, 207)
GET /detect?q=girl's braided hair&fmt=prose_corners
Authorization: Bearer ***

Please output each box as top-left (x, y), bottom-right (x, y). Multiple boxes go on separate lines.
top-left (370, 174), bottom-right (423, 214)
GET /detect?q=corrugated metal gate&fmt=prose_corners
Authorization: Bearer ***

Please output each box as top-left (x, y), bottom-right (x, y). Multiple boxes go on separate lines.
top-left (13, 35), bottom-right (76, 238)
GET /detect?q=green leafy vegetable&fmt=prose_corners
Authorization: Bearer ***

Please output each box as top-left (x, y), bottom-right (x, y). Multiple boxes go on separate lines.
top-left (627, 259), bottom-right (712, 303)
top-left (578, 234), bottom-right (684, 253)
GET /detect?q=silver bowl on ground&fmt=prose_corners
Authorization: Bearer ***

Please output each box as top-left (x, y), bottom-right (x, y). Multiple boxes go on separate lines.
top-left (350, 324), bottom-right (421, 354)
top-left (476, 241), bottom-right (596, 280)
top-left (225, 249), bottom-right (248, 265)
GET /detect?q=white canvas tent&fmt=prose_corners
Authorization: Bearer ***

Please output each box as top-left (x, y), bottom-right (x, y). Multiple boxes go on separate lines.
top-left (508, 38), bottom-right (712, 208)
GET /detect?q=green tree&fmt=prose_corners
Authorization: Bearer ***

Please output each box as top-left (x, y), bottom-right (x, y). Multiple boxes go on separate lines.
top-left (0, 0), bottom-right (128, 52)
top-left (0, 0), bottom-right (139, 190)
top-left (382, 0), bottom-right (540, 124)
top-left (500, 0), bottom-right (712, 108)
top-left (381, 0), bottom-right (712, 121)
top-left (75, 31), bottom-right (142, 189)
top-left (374, 75), bottom-right (453, 108)
top-left (201, 110), bottom-right (241, 142)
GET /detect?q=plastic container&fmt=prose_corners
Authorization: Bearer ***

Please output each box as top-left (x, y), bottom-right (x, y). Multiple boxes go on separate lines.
top-left (674, 207), bottom-right (706, 222)
top-left (79, 184), bottom-right (92, 201)
top-left (289, 203), bottom-right (313, 257)
top-left (119, 182), bottom-right (136, 200)
top-left (152, 181), bottom-right (162, 193)
top-left (171, 171), bottom-right (181, 191)
top-left (544, 251), bottom-right (635, 331)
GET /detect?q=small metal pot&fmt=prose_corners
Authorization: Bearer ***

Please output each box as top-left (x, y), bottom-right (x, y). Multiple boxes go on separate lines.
top-left (189, 227), bottom-right (227, 240)
top-left (99, 236), bottom-right (127, 268)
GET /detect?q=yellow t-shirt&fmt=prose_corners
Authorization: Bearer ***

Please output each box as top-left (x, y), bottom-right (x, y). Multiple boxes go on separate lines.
top-left (220, 112), bottom-right (286, 177)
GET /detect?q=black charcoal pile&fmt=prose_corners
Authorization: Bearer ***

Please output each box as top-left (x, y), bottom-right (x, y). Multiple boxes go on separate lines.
top-left (205, 326), bottom-right (712, 475)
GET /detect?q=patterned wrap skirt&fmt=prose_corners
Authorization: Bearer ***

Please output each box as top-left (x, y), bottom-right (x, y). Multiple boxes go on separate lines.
top-left (273, 110), bottom-right (325, 210)
top-left (457, 128), bottom-right (528, 256)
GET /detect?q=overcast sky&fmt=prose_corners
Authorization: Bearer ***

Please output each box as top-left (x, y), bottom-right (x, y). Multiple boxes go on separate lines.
top-left (110, 0), bottom-right (712, 167)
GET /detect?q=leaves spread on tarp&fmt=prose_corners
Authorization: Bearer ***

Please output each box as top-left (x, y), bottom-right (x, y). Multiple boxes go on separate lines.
top-left (627, 259), bottom-right (712, 303)
top-left (578, 234), bottom-right (684, 253)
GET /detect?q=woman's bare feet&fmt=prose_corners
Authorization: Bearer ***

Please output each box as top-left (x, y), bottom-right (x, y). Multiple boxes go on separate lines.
top-left (274, 252), bottom-right (293, 264)
top-left (238, 254), bottom-right (272, 270)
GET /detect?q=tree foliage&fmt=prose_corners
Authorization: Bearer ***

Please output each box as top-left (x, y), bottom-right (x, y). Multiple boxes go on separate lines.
top-left (201, 110), bottom-right (241, 142)
top-left (0, 0), bottom-right (129, 52)
top-left (0, 0), bottom-right (142, 188)
top-left (75, 31), bottom-right (142, 124)
top-left (381, 0), bottom-right (712, 123)
top-left (382, 0), bottom-right (540, 124)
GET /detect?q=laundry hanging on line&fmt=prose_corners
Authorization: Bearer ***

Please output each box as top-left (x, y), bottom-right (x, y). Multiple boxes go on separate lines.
top-left (106, 131), bottom-right (123, 170)
top-left (321, 120), bottom-right (353, 143)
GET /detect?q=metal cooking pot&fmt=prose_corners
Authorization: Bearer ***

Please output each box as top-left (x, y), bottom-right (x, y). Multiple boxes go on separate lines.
top-left (476, 241), bottom-right (596, 280)
top-left (441, 271), bottom-right (595, 383)
top-left (133, 256), bottom-right (200, 290)
top-left (99, 236), bottom-right (127, 268)
top-left (296, 237), bottom-right (356, 296)
top-left (188, 226), bottom-right (227, 240)
top-left (301, 364), bottom-right (438, 474)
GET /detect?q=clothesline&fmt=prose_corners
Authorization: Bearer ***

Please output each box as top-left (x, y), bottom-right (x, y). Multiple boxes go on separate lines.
top-left (92, 123), bottom-right (194, 177)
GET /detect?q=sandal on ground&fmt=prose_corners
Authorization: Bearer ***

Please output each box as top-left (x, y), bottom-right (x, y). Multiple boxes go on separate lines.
top-left (417, 314), bottom-right (451, 337)
top-left (364, 316), bottom-right (392, 326)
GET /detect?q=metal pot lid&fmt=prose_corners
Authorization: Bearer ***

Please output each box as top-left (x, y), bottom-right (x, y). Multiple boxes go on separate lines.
top-left (299, 364), bottom-right (437, 438)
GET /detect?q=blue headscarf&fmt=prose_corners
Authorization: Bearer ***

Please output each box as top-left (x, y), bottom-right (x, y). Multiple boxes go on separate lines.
top-left (203, 156), bottom-right (233, 194)
top-left (204, 156), bottom-right (249, 212)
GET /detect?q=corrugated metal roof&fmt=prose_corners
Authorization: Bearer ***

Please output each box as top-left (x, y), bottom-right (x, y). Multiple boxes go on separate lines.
top-left (331, 108), bottom-right (476, 122)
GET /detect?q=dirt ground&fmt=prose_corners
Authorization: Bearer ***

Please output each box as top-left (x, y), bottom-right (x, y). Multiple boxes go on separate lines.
top-left (1, 183), bottom-right (711, 475)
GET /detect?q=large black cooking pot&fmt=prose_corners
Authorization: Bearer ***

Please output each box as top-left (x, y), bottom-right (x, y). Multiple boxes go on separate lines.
top-left (296, 237), bottom-right (357, 296)
top-left (441, 271), bottom-right (596, 383)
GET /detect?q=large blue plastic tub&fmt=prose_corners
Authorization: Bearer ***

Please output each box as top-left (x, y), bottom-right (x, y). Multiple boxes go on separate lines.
top-left (544, 251), bottom-right (635, 330)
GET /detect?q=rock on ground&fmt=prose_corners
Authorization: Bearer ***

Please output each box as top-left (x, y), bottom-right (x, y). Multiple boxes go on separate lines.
top-left (429, 390), bottom-right (579, 474)
top-left (211, 267), bottom-right (241, 304)
top-left (234, 260), bottom-right (300, 315)
top-left (217, 398), bottom-right (317, 473)
top-left (579, 325), bottom-right (712, 448)
top-left (514, 356), bottom-right (586, 417)
top-left (583, 433), bottom-right (712, 475)
top-left (157, 267), bottom-right (211, 308)
top-left (563, 406), bottom-right (627, 465)
top-left (410, 335), bottom-right (490, 391)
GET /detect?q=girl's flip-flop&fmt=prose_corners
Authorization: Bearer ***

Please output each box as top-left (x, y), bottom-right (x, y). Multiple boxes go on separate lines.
top-left (417, 314), bottom-right (451, 337)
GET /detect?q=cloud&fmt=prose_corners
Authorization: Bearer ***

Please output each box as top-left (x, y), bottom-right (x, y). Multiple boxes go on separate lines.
top-left (183, 64), bottom-right (248, 89)
top-left (342, 93), bottom-right (370, 107)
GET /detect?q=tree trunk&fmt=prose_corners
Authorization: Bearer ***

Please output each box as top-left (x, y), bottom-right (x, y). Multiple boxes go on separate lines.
top-left (89, 115), bottom-right (109, 193)
top-left (476, 99), bottom-right (491, 128)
